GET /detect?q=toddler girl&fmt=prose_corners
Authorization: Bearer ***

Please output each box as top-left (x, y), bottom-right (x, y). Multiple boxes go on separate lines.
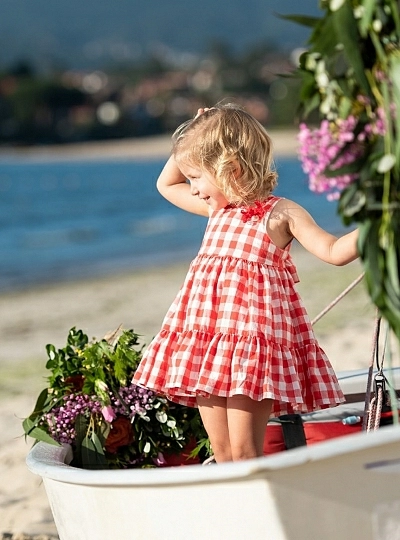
top-left (132, 104), bottom-right (359, 463)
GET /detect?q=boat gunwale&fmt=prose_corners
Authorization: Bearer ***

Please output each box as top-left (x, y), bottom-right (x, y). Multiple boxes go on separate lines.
top-left (26, 424), bottom-right (400, 488)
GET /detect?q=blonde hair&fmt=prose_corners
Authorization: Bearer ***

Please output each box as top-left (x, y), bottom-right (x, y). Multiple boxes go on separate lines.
top-left (172, 103), bottom-right (277, 206)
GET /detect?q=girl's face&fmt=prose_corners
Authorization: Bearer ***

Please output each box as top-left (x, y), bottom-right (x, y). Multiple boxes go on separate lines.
top-left (179, 163), bottom-right (229, 211)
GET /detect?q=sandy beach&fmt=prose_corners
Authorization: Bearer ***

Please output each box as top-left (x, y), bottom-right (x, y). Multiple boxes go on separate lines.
top-left (0, 131), bottom-right (392, 538)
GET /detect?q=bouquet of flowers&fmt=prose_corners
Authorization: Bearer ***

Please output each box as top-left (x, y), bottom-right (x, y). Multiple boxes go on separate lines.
top-left (23, 326), bottom-right (210, 469)
top-left (288, 0), bottom-right (400, 340)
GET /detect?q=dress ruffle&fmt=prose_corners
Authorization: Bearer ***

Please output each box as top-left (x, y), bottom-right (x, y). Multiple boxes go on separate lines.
top-left (134, 329), bottom-right (344, 417)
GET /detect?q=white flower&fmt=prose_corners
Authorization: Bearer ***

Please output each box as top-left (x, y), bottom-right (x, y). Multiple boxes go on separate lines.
top-left (156, 410), bottom-right (168, 423)
top-left (144, 442), bottom-right (151, 453)
top-left (320, 94), bottom-right (335, 115)
top-left (305, 53), bottom-right (320, 71)
top-left (377, 154), bottom-right (396, 173)
top-left (316, 72), bottom-right (330, 89)
top-left (353, 6), bottom-right (364, 19)
top-left (330, 0), bottom-right (345, 11)
top-left (372, 19), bottom-right (383, 33)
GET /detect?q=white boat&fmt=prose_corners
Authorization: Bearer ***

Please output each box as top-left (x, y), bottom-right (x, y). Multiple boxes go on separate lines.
top-left (26, 368), bottom-right (400, 540)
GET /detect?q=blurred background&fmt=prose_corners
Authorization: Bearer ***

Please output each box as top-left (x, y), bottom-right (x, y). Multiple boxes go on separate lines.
top-left (0, 5), bottom-right (374, 535)
top-left (1, 0), bottom-right (345, 296)
top-left (0, 0), bottom-right (319, 146)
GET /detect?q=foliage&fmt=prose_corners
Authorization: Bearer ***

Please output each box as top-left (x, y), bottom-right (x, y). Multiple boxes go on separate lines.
top-left (23, 327), bottom-right (210, 469)
top-left (288, 0), bottom-right (400, 340)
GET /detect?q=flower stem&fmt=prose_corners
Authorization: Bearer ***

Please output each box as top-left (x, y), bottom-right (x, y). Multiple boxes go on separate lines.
top-left (389, 0), bottom-right (400, 36)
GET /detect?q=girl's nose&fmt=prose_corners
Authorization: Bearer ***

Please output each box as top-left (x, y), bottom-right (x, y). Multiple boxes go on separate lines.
top-left (190, 184), bottom-right (199, 196)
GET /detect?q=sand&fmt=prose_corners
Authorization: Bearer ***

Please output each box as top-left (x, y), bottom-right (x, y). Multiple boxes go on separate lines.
top-left (0, 130), bottom-right (393, 537)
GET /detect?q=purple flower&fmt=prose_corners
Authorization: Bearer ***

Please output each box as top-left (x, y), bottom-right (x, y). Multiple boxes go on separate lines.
top-left (298, 118), bottom-right (364, 199)
top-left (298, 104), bottom-right (390, 199)
top-left (101, 405), bottom-right (116, 423)
top-left (43, 393), bottom-right (102, 444)
top-left (152, 452), bottom-right (167, 466)
top-left (110, 383), bottom-right (156, 419)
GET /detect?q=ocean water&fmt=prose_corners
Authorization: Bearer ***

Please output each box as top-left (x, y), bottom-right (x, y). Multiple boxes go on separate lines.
top-left (0, 155), bottom-right (345, 292)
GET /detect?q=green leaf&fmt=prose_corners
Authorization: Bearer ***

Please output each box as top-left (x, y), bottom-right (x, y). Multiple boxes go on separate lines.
top-left (91, 432), bottom-right (105, 454)
top-left (68, 327), bottom-right (88, 349)
top-left (332, 2), bottom-right (371, 96)
top-left (360, 220), bottom-right (384, 302)
top-left (359, 0), bottom-right (377, 37)
top-left (276, 14), bottom-right (321, 28)
top-left (342, 190), bottom-right (366, 217)
top-left (311, 13), bottom-right (340, 57)
top-left (389, 55), bottom-right (400, 168)
top-left (22, 418), bottom-right (60, 446)
top-left (29, 388), bottom-right (50, 417)
top-left (81, 433), bottom-right (107, 469)
top-left (386, 242), bottom-right (400, 299)
top-left (324, 157), bottom-right (364, 178)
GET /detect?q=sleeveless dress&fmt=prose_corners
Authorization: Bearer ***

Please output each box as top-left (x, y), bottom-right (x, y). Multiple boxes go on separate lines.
top-left (132, 196), bottom-right (344, 417)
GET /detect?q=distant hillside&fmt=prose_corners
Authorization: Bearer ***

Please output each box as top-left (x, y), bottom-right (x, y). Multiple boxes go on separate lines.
top-left (0, 0), bottom-right (320, 70)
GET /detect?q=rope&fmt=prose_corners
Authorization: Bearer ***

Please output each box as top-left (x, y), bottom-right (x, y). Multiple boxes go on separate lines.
top-left (366, 385), bottom-right (384, 432)
top-left (362, 313), bottom-right (381, 431)
top-left (307, 272), bottom-right (389, 433)
top-left (311, 272), bottom-right (365, 326)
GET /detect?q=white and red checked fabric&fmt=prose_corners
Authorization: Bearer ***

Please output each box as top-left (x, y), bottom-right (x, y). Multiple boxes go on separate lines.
top-left (133, 196), bottom-right (344, 416)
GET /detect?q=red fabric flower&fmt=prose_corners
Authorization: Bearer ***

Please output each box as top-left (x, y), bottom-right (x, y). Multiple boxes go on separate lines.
top-left (224, 201), bottom-right (267, 223)
top-left (240, 201), bottom-right (267, 223)
top-left (105, 416), bottom-right (134, 454)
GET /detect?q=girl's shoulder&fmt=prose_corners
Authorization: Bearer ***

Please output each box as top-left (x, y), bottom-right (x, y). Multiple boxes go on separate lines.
top-left (270, 197), bottom-right (305, 215)
top-left (237, 196), bottom-right (288, 224)
top-left (264, 197), bottom-right (307, 249)
top-left (263, 196), bottom-right (299, 219)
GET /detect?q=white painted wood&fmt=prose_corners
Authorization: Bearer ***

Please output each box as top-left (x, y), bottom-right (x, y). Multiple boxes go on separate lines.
top-left (26, 369), bottom-right (400, 540)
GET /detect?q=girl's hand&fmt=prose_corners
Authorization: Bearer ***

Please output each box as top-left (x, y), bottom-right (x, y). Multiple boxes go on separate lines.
top-left (194, 107), bottom-right (212, 119)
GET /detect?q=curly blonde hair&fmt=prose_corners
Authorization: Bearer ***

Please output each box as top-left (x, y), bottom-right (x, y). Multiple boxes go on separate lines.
top-left (172, 103), bottom-right (277, 206)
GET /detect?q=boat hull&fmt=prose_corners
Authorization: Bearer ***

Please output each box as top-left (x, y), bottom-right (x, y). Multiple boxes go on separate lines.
top-left (26, 369), bottom-right (400, 540)
top-left (27, 426), bottom-right (400, 540)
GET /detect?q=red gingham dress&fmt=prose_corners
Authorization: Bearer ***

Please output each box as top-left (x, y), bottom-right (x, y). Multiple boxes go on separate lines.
top-left (132, 196), bottom-right (344, 417)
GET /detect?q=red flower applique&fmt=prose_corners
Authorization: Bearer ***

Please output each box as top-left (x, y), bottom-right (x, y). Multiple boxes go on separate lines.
top-left (240, 201), bottom-right (267, 223)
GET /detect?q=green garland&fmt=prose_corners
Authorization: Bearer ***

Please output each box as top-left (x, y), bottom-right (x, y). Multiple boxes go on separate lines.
top-left (287, 0), bottom-right (400, 340)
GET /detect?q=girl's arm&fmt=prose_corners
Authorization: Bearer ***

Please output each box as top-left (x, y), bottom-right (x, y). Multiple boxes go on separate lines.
top-left (278, 199), bottom-right (359, 266)
top-left (156, 156), bottom-right (209, 216)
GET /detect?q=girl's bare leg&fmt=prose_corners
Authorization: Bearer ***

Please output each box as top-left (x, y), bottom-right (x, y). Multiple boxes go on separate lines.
top-left (227, 395), bottom-right (273, 461)
top-left (196, 395), bottom-right (232, 462)
top-left (197, 394), bottom-right (274, 463)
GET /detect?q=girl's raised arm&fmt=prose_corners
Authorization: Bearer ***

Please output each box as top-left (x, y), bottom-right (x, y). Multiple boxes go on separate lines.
top-left (156, 156), bottom-right (209, 216)
top-left (281, 200), bottom-right (359, 266)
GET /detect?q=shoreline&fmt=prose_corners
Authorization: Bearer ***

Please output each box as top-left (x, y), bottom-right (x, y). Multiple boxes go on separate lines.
top-left (0, 128), bottom-right (299, 162)
top-left (0, 246), bottom-right (375, 372)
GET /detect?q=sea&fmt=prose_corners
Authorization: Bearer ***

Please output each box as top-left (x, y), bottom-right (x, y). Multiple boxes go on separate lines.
top-left (0, 155), bottom-right (346, 293)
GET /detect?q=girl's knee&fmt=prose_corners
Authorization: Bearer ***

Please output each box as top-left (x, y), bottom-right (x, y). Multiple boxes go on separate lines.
top-left (230, 441), bottom-right (260, 461)
top-left (211, 442), bottom-right (233, 463)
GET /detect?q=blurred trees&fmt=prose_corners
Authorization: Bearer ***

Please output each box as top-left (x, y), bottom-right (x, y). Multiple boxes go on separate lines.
top-left (0, 42), bottom-right (301, 146)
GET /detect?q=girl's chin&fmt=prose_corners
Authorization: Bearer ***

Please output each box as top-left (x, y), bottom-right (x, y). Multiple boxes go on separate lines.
top-left (210, 200), bottom-right (230, 211)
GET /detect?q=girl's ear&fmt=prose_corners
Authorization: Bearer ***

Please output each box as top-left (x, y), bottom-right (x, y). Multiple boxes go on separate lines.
top-left (231, 159), bottom-right (242, 179)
